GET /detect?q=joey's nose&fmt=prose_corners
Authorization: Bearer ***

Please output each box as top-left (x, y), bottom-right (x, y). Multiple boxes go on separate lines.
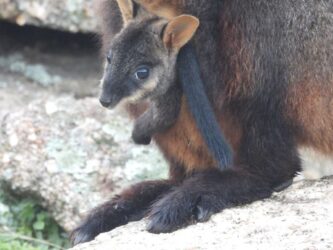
top-left (99, 98), bottom-right (112, 108)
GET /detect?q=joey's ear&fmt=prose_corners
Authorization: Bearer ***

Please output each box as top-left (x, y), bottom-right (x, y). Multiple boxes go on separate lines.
top-left (116, 0), bottom-right (134, 24)
top-left (162, 15), bottom-right (200, 50)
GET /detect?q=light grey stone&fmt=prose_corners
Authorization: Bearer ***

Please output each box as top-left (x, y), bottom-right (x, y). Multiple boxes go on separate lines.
top-left (0, 95), bottom-right (168, 231)
top-left (70, 178), bottom-right (333, 250)
top-left (0, 0), bottom-right (97, 33)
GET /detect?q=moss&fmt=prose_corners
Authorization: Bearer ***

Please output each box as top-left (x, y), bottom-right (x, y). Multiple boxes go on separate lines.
top-left (0, 240), bottom-right (43, 250)
top-left (0, 186), bottom-right (70, 250)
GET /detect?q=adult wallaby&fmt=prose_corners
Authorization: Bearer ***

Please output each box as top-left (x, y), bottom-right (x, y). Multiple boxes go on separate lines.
top-left (71, 0), bottom-right (333, 245)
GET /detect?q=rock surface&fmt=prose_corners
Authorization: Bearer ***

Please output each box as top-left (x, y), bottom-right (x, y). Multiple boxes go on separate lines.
top-left (70, 178), bottom-right (333, 250)
top-left (0, 26), bottom-right (167, 232)
top-left (0, 0), bottom-right (97, 33)
top-left (0, 95), bottom-right (167, 232)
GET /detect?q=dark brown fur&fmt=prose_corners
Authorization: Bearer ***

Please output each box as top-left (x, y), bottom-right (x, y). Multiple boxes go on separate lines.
top-left (71, 0), bottom-right (333, 244)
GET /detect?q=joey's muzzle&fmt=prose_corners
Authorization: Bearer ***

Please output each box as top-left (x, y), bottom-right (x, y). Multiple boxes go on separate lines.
top-left (99, 93), bottom-right (121, 109)
top-left (99, 98), bottom-right (112, 108)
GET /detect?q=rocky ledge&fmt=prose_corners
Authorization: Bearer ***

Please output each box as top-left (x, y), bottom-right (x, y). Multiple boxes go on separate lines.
top-left (70, 178), bottom-right (333, 250)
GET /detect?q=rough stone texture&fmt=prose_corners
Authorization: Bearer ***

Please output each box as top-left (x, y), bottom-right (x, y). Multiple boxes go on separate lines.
top-left (70, 178), bottom-right (333, 250)
top-left (0, 0), bottom-right (97, 33)
top-left (0, 95), bottom-right (167, 232)
top-left (0, 21), bottom-right (168, 235)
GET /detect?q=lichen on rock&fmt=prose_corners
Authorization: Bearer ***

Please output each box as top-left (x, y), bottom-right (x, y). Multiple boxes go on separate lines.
top-left (0, 95), bottom-right (168, 231)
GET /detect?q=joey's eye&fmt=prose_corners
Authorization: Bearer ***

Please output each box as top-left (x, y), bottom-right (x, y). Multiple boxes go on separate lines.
top-left (134, 67), bottom-right (150, 80)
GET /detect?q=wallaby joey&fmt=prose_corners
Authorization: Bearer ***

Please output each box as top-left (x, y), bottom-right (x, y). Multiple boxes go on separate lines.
top-left (99, 14), bottom-right (199, 145)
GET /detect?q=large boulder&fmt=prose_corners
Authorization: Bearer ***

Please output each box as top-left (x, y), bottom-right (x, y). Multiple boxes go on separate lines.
top-left (0, 25), bottom-right (169, 233)
top-left (0, 95), bottom-right (167, 231)
top-left (70, 178), bottom-right (333, 250)
top-left (0, 0), bottom-right (97, 33)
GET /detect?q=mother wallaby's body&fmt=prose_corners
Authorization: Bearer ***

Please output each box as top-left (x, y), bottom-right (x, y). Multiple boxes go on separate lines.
top-left (71, 0), bottom-right (333, 245)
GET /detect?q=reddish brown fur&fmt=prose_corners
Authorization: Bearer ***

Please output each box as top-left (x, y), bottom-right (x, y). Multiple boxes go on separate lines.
top-left (125, 102), bottom-right (149, 119)
top-left (125, 99), bottom-right (217, 174)
top-left (219, 20), bottom-right (255, 102)
top-left (285, 77), bottom-right (333, 154)
top-left (154, 97), bottom-right (216, 173)
top-left (124, 100), bottom-right (213, 175)
top-left (154, 97), bottom-right (243, 174)
top-left (134, 0), bottom-right (182, 19)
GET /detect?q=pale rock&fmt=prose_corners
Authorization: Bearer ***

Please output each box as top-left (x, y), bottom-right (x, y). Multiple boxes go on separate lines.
top-left (70, 178), bottom-right (333, 250)
top-left (0, 0), bottom-right (97, 33)
top-left (0, 95), bottom-right (167, 231)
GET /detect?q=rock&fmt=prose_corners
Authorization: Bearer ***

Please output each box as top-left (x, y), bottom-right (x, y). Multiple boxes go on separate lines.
top-left (0, 95), bottom-right (168, 231)
top-left (0, 54), bottom-right (61, 87)
top-left (0, 0), bottom-right (97, 33)
top-left (70, 178), bottom-right (333, 250)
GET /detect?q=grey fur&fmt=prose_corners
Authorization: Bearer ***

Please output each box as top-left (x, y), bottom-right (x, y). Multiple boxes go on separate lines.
top-left (99, 17), bottom-right (183, 144)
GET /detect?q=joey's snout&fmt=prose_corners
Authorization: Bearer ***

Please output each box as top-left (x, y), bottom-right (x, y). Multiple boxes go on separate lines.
top-left (99, 61), bottom-right (126, 109)
top-left (99, 92), bottom-right (122, 109)
top-left (99, 98), bottom-right (112, 108)
top-left (99, 83), bottom-right (122, 109)
top-left (99, 96), bottom-right (121, 109)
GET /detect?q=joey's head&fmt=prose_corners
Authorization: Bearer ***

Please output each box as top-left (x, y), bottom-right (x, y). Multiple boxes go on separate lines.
top-left (99, 0), bottom-right (199, 108)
